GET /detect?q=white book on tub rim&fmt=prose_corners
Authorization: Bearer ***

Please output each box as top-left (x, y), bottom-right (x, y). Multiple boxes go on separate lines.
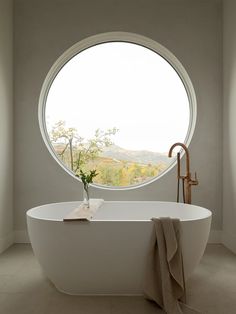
top-left (63, 199), bottom-right (104, 221)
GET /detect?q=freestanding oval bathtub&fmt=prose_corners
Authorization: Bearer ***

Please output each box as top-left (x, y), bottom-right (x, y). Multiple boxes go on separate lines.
top-left (27, 201), bottom-right (211, 295)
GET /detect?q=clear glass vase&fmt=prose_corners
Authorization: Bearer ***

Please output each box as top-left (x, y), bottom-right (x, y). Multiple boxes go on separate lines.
top-left (83, 184), bottom-right (90, 208)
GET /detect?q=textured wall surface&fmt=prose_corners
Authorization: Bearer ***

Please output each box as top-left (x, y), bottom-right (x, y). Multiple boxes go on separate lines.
top-left (222, 0), bottom-right (236, 252)
top-left (0, 0), bottom-right (13, 251)
top-left (14, 0), bottom-right (222, 233)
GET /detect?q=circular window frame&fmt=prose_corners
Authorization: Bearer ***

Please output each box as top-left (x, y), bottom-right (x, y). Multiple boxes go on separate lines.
top-left (38, 31), bottom-right (197, 191)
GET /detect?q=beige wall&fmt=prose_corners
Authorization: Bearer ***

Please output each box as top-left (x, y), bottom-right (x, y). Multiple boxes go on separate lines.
top-left (14, 0), bottom-right (222, 234)
top-left (0, 0), bottom-right (13, 252)
top-left (222, 0), bottom-right (236, 252)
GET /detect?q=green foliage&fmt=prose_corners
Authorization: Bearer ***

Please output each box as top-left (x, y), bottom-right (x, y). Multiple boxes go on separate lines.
top-left (50, 120), bottom-right (118, 172)
top-left (76, 169), bottom-right (98, 187)
top-left (80, 158), bottom-right (167, 187)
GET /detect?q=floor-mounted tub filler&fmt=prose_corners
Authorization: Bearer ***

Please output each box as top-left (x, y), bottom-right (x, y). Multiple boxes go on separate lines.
top-left (27, 201), bottom-right (211, 295)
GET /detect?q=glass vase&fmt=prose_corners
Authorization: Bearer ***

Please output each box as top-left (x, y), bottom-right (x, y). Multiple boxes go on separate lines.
top-left (83, 184), bottom-right (90, 208)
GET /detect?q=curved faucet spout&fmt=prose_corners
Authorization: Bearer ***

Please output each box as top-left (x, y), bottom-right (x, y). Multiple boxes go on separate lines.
top-left (168, 142), bottom-right (198, 204)
top-left (168, 142), bottom-right (190, 177)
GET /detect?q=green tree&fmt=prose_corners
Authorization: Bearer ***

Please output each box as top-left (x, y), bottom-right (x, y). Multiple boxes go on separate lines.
top-left (49, 120), bottom-right (118, 173)
top-left (50, 120), bottom-right (83, 170)
top-left (73, 127), bottom-right (118, 173)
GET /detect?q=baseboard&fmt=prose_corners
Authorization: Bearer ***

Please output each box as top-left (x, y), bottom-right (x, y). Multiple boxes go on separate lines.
top-left (222, 231), bottom-right (236, 254)
top-left (14, 229), bottom-right (222, 244)
top-left (14, 230), bottom-right (30, 243)
top-left (0, 232), bottom-right (14, 254)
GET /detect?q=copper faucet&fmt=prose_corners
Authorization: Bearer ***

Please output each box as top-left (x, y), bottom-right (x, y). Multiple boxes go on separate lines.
top-left (168, 142), bottom-right (198, 204)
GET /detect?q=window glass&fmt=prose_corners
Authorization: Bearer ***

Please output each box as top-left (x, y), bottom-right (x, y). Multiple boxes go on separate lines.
top-left (43, 40), bottom-right (194, 188)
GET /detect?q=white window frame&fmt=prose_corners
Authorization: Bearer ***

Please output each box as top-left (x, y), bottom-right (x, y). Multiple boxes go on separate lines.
top-left (38, 31), bottom-right (197, 190)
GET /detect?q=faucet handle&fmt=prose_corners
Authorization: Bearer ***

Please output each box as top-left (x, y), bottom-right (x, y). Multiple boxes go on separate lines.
top-left (191, 171), bottom-right (198, 185)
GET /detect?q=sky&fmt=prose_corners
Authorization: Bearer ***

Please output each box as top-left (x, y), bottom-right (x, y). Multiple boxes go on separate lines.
top-left (45, 42), bottom-right (190, 153)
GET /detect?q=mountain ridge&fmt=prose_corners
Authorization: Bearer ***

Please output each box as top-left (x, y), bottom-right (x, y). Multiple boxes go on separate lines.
top-left (101, 145), bottom-right (172, 165)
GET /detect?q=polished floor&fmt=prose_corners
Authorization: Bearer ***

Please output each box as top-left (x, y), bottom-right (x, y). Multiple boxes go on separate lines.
top-left (0, 244), bottom-right (235, 313)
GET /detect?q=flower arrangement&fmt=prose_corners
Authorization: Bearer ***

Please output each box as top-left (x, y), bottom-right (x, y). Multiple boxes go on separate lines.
top-left (76, 169), bottom-right (98, 207)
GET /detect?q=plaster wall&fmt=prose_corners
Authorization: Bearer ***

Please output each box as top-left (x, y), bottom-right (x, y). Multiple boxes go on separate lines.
top-left (222, 0), bottom-right (236, 252)
top-left (14, 0), bottom-right (222, 235)
top-left (0, 0), bottom-right (14, 252)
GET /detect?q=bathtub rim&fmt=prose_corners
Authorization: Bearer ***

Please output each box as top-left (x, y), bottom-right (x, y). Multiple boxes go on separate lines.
top-left (26, 200), bottom-right (212, 223)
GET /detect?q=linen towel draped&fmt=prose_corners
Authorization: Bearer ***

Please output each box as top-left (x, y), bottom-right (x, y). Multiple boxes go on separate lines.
top-left (143, 217), bottom-right (201, 314)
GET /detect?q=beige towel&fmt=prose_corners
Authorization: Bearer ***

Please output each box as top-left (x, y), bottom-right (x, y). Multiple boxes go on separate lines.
top-left (63, 199), bottom-right (104, 221)
top-left (143, 217), bottom-right (201, 314)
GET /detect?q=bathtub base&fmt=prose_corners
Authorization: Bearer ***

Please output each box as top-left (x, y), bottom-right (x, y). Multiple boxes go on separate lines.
top-left (55, 284), bottom-right (143, 296)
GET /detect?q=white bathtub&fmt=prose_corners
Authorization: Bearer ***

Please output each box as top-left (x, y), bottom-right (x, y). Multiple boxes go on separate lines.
top-left (27, 201), bottom-right (211, 295)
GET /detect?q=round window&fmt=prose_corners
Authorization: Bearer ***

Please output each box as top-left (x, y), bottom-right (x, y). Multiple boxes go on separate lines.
top-left (39, 32), bottom-right (196, 190)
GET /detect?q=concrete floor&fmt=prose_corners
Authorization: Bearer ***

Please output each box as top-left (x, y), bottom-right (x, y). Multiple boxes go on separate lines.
top-left (0, 244), bottom-right (235, 314)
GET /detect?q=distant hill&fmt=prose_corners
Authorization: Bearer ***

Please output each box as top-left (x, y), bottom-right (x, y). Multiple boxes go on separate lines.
top-left (53, 142), bottom-right (173, 166)
top-left (101, 145), bottom-right (171, 165)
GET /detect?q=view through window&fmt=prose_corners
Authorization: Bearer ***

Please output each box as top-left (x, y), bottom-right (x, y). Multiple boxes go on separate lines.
top-left (45, 41), bottom-right (191, 187)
